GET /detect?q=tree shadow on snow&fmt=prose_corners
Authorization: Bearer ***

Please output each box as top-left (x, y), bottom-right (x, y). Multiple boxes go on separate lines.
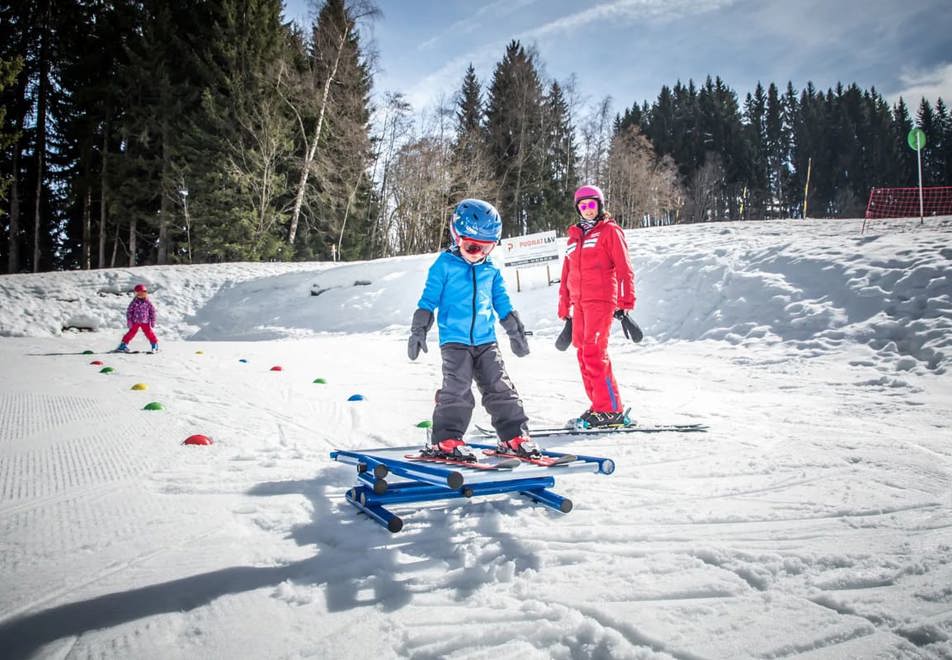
top-left (0, 467), bottom-right (541, 658)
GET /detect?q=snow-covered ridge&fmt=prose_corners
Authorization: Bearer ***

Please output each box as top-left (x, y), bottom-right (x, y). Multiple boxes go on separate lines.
top-left (1, 217), bottom-right (949, 372)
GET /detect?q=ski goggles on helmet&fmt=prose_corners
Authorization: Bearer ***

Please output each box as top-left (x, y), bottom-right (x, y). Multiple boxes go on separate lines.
top-left (459, 238), bottom-right (495, 256)
top-left (577, 199), bottom-right (599, 211)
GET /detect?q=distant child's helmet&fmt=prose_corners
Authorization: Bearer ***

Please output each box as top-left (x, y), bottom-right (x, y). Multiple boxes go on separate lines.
top-left (450, 199), bottom-right (502, 243)
top-left (574, 184), bottom-right (605, 213)
top-left (134, 284), bottom-right (147, 293)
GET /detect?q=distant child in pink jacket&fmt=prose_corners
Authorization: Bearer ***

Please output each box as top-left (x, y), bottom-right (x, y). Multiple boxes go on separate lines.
top-left (116, 284), bottom-right (158, 352)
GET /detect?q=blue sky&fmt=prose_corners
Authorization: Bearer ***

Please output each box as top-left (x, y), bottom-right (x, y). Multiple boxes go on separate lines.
top-left (284, 0), bottom-right (952, 117)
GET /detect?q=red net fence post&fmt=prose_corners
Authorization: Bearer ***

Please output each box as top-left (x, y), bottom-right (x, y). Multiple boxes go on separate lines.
top-left (863, 186), bottom-right (952, 232)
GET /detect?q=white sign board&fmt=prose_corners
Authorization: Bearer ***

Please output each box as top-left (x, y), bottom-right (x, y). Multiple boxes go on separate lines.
top-left (501, 230), bottom-right (560, 270)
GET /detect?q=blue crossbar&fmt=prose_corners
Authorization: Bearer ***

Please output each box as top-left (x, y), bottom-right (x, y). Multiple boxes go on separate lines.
top-left (331, 445), bottom-right (613, 532)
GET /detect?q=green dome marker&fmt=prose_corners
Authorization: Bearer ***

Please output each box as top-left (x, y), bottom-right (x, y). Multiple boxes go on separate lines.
top-left (82, 350), bottom-right (94, 355)
top-left (416, 420), bottom-right (432, 428)
top-left (313, 378), bottom-right (327, 384)
top-left (99, 367), bottom-right (115, 374)
top-left (143, 402), bottom-right (164, 411)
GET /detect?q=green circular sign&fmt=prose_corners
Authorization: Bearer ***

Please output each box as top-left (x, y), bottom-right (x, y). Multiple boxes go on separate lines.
top-left (907, 127), bottom-right (926, 150)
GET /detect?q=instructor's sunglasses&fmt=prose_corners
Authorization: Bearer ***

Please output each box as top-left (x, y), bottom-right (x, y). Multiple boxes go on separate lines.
top-left (460, 238), bottom-right (495, 255)
top-left (577, 200), bottom-right (599, 211)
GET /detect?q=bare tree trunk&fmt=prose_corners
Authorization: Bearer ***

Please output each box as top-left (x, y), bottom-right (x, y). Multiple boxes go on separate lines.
top-left (336, 168), bottom-right (365, 259)
top-left (82, 180), bottom-right (91, 269)
top-left (128, 216), bottom-right (136, 266)
top-left (99, 115), bottom-right (109, 268)
top-left (288, 27), bottom-right (348, 247)
top-left (32, 0), bottom-right (51, 272)
top-left (8, 140), bottom-right (20, 273)
top-left (157, 117), bottom-right (169, 264)
top-left (110, 220), bottom-right (120, 267)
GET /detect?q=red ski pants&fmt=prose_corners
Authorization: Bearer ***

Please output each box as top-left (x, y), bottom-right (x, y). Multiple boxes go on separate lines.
top-left (122, 324), bottom-right (157, 345)
top-left (571, 301), bottom-right (622, 412)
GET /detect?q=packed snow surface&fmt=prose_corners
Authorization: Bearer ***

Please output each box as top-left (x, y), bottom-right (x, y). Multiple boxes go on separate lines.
top-left (0, 217), bottom-right (950, 659)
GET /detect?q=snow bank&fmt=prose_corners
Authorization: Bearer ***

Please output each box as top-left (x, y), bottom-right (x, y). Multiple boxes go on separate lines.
top-left (1, 217), bottom-right (949, 374)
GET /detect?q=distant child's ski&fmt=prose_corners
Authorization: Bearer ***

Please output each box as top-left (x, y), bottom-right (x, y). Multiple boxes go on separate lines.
top-left (405, 453), bottom-right (521, 471)
top-left (481, 449), bottom-right (577, 467)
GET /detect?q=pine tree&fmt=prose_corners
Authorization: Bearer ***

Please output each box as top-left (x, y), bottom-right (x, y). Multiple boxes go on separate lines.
top-left (916, 98), bottom-right (942, 185)
top-left (286, 0), bottom-right (376, 261)
top-left (189, 0), bottom-right (291, 262)
top-left (449, 64), bottom-right (493, 206)
top-left (538, 80), bottom-right (577, 230)
top-left (891, 98), bottom-right (916, 187)
top-left (484, 41), bottom-right (546, 234)
top-left (0, 55), bottom-right (22, 210)
top-left (936, 98), bottom-right (951, 185)
top-left (742, 83), bottom-right (768, 219)
top-left (764, 82), bottom-right (790, 218)
top-left (53, 0), bottom-right (137, 270)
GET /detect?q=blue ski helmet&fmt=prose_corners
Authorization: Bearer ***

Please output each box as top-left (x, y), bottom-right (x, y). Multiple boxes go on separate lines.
top-left (450, 199), bottom-right (502, 243)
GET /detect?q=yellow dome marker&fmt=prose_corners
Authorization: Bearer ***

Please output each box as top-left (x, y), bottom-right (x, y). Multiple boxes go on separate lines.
top-left (131, 383), bottom-right (148, 391)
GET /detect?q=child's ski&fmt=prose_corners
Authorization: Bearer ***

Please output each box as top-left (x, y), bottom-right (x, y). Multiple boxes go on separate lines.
top-left (404, 453), bottom-right (521, 470)
top-left (481, 449), bottom-right (577, 467)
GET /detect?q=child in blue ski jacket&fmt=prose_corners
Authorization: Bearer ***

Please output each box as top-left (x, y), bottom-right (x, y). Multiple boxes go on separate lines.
top-left (408, 199), bottom-right (539, 461)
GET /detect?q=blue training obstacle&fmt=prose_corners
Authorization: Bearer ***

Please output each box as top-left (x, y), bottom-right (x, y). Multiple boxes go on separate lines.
top-left (330, 443), bottom-right (614, 533)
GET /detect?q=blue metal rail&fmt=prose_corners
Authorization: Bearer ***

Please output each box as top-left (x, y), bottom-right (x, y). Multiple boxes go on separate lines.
top-left (330, 445), bottom-right (613, 533)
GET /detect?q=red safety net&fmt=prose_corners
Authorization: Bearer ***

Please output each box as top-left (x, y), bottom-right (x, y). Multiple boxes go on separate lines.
top-left (864, 186), bottom-right (952, 219)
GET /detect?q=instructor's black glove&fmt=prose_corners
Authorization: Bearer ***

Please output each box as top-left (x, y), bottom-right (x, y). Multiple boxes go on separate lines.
top-left (614, 309), bottom-right (643, 343)
top-left (555, 317), bottom-right (573, 351)
top-left (408, 308), bottom-right (434, 360)
top-left (500, 311), bottom-right (530, 357)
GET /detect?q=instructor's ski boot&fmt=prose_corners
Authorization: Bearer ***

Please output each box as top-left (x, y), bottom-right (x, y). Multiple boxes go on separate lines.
top-left (497, 435), bottom-right (542, 458)
top-left (422, 438), bottom-right (477, 462)
top-left (583, 411), bottom-right (630, 428)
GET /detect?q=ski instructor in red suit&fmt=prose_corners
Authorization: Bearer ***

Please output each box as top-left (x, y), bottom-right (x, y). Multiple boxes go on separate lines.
top-left (557, 184), bottom-right (636, 428)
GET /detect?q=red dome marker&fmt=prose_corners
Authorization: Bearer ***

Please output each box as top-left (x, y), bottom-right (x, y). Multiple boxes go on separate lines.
top-left (270, 365), bottom-right (283, 371)
top-left (183, 434), bottom-right (213, 446)
top-left (90, 360), bottom-right (104, 366)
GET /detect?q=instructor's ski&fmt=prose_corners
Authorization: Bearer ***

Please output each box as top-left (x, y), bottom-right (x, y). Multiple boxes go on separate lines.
top-left (475, 422), bottom-right (708, 438)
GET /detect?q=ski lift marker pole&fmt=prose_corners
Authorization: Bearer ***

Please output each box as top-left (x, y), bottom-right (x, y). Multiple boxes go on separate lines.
top-left (907, 127), bottom-right (926, 225)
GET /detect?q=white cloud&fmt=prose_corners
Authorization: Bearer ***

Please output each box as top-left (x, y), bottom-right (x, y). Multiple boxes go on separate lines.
top-left (521, 0), bottom-right (733, 40)
top-left (419, 0), bottom-right (543, 51)
top-left (892, 62), bottom-right (952, 108)
top-left (400, 0), bottom-right (736, 111)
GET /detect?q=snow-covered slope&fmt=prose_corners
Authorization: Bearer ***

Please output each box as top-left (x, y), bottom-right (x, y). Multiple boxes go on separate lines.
top-left (2, 218), bottom-right (949, 373)
top-left (0, 217), bottom-right (950, 659)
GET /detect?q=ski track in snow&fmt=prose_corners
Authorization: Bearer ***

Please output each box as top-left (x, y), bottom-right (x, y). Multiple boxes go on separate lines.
top-left (0, 218), bottom-right (950, 658)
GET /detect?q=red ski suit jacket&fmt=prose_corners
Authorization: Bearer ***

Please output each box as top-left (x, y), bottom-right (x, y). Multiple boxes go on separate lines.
top-left (557, 217), bottom-right (635, 319)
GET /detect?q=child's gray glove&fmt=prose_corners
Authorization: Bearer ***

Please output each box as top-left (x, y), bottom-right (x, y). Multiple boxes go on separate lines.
top-left (500, 311), bottom-right (530, 357)
top-left (408, 308), bottom-right (434, 360)
top-left (555, 317), bottom-right (573, 351)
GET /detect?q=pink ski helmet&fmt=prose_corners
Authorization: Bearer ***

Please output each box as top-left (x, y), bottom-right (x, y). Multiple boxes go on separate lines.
top-left (134, 284), bottom-right (147, 293)
top-left (575, 185), bottom-right (605, 207)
